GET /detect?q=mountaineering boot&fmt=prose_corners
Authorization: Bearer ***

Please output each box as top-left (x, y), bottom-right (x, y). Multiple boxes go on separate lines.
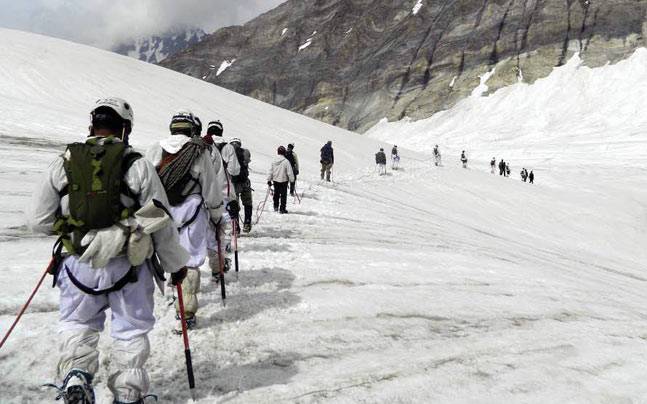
top-left (211, 258), bottom-right (230, 284)
top-left (243, 223), bottom-right (252, 233)
top-left (45, 368), bottom-right (95, 404)
top-left (174, 313), bottom-right (197, 334)
top-left (243, 205), bottom-right (253, 227)
top-left (280, 209), bottom-right (289, 214)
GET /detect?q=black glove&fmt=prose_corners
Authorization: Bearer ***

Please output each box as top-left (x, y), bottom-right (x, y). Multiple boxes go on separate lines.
top-left (171, 267), bottom-right (188, 286)
top-left (226, 200), bottom-right (240, 219)
top-left (267, 181), bottom-right (272, 187)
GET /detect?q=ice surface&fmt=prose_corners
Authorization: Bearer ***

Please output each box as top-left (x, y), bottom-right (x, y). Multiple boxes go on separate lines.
top-left (1, 28), bottom-right (646, 403)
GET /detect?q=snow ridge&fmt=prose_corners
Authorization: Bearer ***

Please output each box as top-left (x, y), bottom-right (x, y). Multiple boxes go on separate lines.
top-left (298, 31), bottom-right (317, 52)
top-left (412, 0), bottom-right (424, 15)
top-left (216, 59), bottom-right (237, 76)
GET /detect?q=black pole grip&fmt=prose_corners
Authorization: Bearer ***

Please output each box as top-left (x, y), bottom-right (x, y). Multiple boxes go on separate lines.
top-left (235, 250), bottom-right (239, 273)
top-left (219, 272), bottom-right (226, 300)
top-left (185, 349), bottom-right (195, 389)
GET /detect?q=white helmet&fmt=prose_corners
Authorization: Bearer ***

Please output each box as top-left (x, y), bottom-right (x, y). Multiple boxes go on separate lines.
top-left (207, 120), bottom-right (224, 137)
top-left (92, 97), bottom-right (134, 127)
top-left (230, 137), bottom-right (241, 145)
top-left (170, 109), bottom-right (198, 135)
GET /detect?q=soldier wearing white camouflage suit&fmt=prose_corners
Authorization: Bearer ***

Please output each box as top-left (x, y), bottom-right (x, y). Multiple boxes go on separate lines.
top-left (202, 120), bottom-right (240, 278)
top-left (30, 98), bottom-right (190, 404)
top-left (146, 111), bottom-right (225, 328)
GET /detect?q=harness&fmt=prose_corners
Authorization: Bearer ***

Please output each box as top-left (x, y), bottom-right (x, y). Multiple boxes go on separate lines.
top-left (64, 264), bottom-right (139, 296)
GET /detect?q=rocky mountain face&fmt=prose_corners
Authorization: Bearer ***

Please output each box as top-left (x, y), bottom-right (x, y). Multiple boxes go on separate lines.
top-left (161, 0), bottom-right (647, 132)
top-left (114, 29), bottom-right (205, 64)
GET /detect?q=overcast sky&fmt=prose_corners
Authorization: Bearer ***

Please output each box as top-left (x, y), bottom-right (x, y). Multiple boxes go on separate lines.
top-left (0, 0), bottom-right (286, 49)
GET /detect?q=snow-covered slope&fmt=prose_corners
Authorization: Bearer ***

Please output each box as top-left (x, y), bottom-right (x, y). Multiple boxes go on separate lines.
top-left (367, 51), bottom-right (647, 172)
top-left (1, 28), bottom-right (647, 403)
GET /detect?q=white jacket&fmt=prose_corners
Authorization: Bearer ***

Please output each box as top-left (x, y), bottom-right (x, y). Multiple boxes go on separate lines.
top-left (219, 142), bottom-right (240, 177)
top-left (208, 142), bottom-right (239, 200)
top-left (207, 146), bottom-right (231, 201)
top-left (30, 139), bottom-right (188, 273)
top-left (146, 135), bottom-right (225, 223)
top-left (267, 156), bottom-right (295, 183)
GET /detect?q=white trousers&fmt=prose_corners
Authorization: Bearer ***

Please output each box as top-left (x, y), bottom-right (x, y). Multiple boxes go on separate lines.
top-left (170, 195), bottom-right (210, 269)
top-left (57, 255), bottom-right (155, 402)
top-left (206, 207), bottom-right (232, 258)
top-left (176, 267), bottom-right (201, 317)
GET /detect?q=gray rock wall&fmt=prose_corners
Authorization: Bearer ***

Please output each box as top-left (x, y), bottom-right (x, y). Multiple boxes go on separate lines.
top-left (161, 0), bottom-right (647, 132)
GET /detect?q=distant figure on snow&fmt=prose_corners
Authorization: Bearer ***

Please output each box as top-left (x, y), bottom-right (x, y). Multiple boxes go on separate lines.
top-left (499, 159), bottom-right (505, 176)
top-left (433, 145), bottom-right (442, 166)
top-left (268, 146), bottom-right (295, 214)
top-left (460, 150), bottom-right (468, 168)
top-left (230, 137), bottom-right (254, 233)
top-left (375, 148), bottom-right (387, 175)
top-left (505, 163), bottom-right (511, 177)
top-left (529, 170), bottom-right (534, 184)
top-left (391, 145), bottom-right (400, 170)
top-left (320, 141), bottom-right (334, 182)
top-left (285, 143), bottom-right (299, 196)
top-left (490, 157), bottom-right (496, 174)
top-left (520, 168), bottom-right (528, 182)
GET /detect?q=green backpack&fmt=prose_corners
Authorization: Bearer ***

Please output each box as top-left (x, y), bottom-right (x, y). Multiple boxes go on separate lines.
top-left (54, 137), bottom-right (141, 254)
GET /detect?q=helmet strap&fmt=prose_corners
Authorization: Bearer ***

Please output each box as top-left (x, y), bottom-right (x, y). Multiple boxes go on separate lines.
top-left (121, 125), bottom-right (130, 146)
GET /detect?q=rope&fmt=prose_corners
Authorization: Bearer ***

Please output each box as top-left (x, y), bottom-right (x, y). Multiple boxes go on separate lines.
top-left (158, 137), bottom-right (206, 191)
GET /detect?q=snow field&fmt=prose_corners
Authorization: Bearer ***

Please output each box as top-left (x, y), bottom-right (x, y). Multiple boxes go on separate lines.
top-left (0, 28), bottom-right (646, 403)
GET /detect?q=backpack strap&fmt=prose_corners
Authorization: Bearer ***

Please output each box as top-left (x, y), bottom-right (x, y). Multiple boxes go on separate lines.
top-left (120, 152), bottom-right (143, 210)
top-left (58, 185), bottom-right (69, 198)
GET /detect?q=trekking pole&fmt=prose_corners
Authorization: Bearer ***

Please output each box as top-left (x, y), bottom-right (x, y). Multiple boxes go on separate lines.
top-left (232, 216), bottom-right (239, 277)
top-left (176, 283), bottom-right (196, 400)
top-left (216, 235), bottom-right (226, 305)
top-left (294, 182), bottom-right (302, 204)
top-left (255, 186), bottom-right (271, 225)
top-left (0, 260), bottom-right (51, 349)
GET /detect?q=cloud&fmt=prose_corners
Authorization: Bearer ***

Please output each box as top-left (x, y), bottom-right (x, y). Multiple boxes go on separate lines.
top-left (0, 0), bottom-right (286, 49)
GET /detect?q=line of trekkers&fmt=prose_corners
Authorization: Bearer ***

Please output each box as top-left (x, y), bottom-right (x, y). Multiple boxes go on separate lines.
top-left (25, 97), bottom-right (315, 404)
top-left (374, 144), bottom-right (535, 183)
